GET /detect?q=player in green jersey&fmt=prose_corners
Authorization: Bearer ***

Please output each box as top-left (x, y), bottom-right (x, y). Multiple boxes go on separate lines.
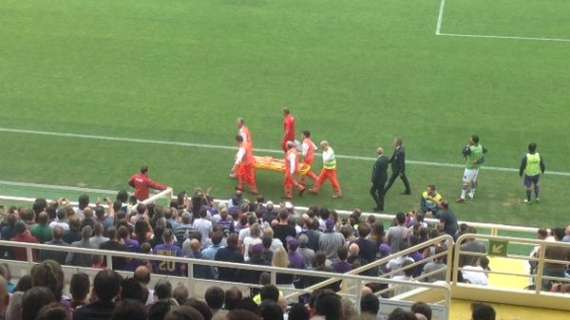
top-left (457, 135), bottom-right (487, 203)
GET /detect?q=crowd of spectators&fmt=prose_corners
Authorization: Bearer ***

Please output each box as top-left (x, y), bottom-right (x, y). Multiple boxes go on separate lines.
top-left (0, 187), bottom-right (566, 319)
top-left (0, 189), bottom-right (472, 291)
top-left (0, 257), bottom-right (443, 320)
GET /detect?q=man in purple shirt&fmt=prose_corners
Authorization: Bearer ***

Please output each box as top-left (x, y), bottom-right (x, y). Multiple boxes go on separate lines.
top-left (332, 247), bottom-right (352, 274)
top-left (287, 238), bottom-right (305, 269)
top-left (152, 229), bottom-right (185, 276)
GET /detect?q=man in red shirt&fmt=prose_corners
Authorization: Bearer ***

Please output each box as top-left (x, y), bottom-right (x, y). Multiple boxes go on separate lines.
top-left (128, 166), bottom-right (168, 201)
top-left (231, 135), bottom-right (258, 194)
top-left (301, 130), bottom-right (319, 185)
top-left (10, 221), bottom-right (39, 261)
top-left (282, 107), bottom-right (296, 152)
top-left (284, 142), bottom-right (306, 199)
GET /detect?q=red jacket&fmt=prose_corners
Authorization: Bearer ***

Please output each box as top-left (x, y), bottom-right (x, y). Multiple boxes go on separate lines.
top-left (11, 232), bottom-right (39, 261)
top-left (129, 173), bottom-right (167, 201)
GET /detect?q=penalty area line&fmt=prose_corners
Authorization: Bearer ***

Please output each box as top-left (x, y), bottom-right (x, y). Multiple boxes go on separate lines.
top-left (0, 126), bottom-right (569, 177)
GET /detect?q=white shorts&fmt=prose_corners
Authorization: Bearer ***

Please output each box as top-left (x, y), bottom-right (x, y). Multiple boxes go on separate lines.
top-left (463, 168), bottom-right (479, 184)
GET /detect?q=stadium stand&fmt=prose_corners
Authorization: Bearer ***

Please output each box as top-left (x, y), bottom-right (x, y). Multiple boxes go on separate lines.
top-left (0, 188), bottom-right (568, 320)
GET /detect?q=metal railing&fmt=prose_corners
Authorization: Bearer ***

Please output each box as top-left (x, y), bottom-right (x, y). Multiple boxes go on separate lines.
top-left (0, 240), bottom-right (451, 311)
top-left (284, 234), bottom-right (454, 301)
top-left (453, 233), bottom-right (570, 293)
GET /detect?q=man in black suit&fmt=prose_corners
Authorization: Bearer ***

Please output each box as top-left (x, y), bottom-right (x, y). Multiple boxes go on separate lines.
top-left (384, 137), bottom-right (411, 195)
top-left (371, 147), bottom-right (389, 212)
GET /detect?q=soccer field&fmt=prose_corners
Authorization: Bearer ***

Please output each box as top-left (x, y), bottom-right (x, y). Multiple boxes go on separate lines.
top-left (1, 0), bottom-right (569, 228)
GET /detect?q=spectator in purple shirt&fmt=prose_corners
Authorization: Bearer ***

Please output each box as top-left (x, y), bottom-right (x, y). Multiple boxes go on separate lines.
top-left (152, 229), bottom-right (185, 276)
top-left (332, 247), bottom-right (352, 274)
top-left (119, 226), bottom-right (140, 253)
top-left (287, 238), bottom-right (305, 270)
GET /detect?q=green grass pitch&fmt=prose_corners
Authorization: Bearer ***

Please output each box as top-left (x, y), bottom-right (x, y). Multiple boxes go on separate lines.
top-left (0, 0), bottom-right (569, 229)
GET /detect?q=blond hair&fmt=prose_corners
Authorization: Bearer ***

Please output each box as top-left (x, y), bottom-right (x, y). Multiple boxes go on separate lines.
top-left (272, 248), bottom-right (289, 268)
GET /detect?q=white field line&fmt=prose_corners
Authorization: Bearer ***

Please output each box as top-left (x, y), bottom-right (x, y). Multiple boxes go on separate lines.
top-left (437, 32), bottom-right (570, 43)
top-left (435, 0), bottom-right (570, 43)
top-left (0, 127), bottom-right (569, 176)
top-left (435, 0), bottom-right (446, 35)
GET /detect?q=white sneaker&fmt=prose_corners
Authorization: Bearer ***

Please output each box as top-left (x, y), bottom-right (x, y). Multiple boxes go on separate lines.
top-left (523, 199), bottom-right (529, 203)
top-left (468, 193), bottom-right (474, 200)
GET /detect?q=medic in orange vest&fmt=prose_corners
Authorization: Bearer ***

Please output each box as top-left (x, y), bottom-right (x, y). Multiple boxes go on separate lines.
top-left (230, 118), bottom-right (254, 178)
top-left (310, 141), bottom-right (343, 199)
top-left (282, 107), bottom-right (296, 152)
top-left (300, 130), bottom-right (319, 185)
top-left (232, 135), bottom-right (258, 195)
top-left (284, 141), bottom-right (306, 199)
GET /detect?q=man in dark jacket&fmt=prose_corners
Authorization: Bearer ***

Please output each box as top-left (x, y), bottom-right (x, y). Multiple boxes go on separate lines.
top-left (384, 137), bottom-right (411, 195)
top-left (370, 147), bottom-right (389, 212)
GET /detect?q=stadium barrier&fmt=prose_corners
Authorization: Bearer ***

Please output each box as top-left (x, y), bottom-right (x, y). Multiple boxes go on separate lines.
top-left (284, 234), bottom-right (454, 301)
top-left (0, 240), bottom-right (451, 319)
top-left (452, 233), bottom-right (570, 311)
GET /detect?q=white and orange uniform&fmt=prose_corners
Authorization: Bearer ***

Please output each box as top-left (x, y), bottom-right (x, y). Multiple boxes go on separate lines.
top-left (284, 147), bottom-right (304, 198)
top-left (301, 137), bottom-right (318, 183)
top-left (235, 142), bottom-right (258, 193)
top-left (312, 146), bottom-right (342, 196)
top-left (239, 125), bottom-right (253, 152)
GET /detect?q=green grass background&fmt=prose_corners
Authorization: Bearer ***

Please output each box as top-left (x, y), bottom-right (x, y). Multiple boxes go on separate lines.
top-left (0, 0), bottom-right (569, 229)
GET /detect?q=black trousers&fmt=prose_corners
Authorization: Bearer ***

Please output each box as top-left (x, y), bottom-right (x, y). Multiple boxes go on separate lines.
top-left (370, 182), bottom-right (386, 211)
top-left (384, 170), bottom-right (411, 193)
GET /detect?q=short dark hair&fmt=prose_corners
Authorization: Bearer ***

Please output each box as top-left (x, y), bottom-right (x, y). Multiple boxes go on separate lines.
top-left (35, 303), bottom-right (68, 320)
top-left (260, 300), bottom-right (284, 320)
top-left (22, 287), bottom-right (56, 320)
top-left (411, 302), bottom-right (432, 320)
top-left (528, 143), bottom-right (537, 153)
top-left (260, 285), bottom-right (279, 303)
top-left (337, 247), bottom-right (348, 261)
top-left (112, 299), bottom-right (147, 320)
top-left (121, 278), bottom-right (148, 304)
top-left (141, 166), bottom-right (149, 174)
top-left (70, 273), bottom-right (90, 302)
top-left (224, 287), bottom-right (243, 310)
top-left (358, 223), bottom-right (371, 238)
top-left (360, 293), bottom-right (380, 315)
top-left (184, 298), bottom-right (212, 320)
top-left (471, 303), bottom-right (495, 320)
top-left (396, 212), bottom-right (406, 224)
top-left (387, 308), bottom-right (416, 320)
top-left (314, 291), bottom-right (341, 320)
top-left (288, 303), bottom-right (309, 320)
top-left (227, 309), bottom-right (261, 320)
top-left (78, 194), bottom-right (90, 210)
top-left (165, 306), bottom-right (204, 320)
top-left (94, 269), bottom-right (122, 302)
top-left (205, 286), bottom-right (225, 310)
top-left (31, 260), bottom-right (64, 302)
top-left (303, 130), bottom-right (311, 138)
top-left (154, 280), bottom-right (173, 300)
top-left (471, 135), bottom-right (480, 144)
top-left (236, 135), bottom-right (244, 143)
top-left (148, 301), bottom-right (173, 320)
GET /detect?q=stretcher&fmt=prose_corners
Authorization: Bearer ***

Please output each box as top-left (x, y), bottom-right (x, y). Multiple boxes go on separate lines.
top-left (254, 156), bottom-right (311, 176)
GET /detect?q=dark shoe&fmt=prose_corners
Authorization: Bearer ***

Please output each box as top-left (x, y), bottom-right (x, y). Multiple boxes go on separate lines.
top-left (299, 187), bottom-right (306, 197)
